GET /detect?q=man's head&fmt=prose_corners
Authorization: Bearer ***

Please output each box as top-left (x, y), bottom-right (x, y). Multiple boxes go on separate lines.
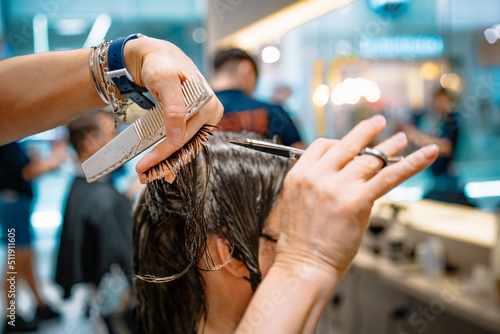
top-left (67, 110), bottom-right (116, 162)
top-left (213, 48), bottom-right (259, 95)
top-left (434, 88), bottom-right (455, 115)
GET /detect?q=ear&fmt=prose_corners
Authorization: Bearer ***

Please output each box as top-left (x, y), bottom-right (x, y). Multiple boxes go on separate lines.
top-left (214, 235), bottom-right (249, 278)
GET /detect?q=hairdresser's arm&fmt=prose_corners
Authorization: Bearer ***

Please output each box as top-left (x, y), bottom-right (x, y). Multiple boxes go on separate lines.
top-left (0, 48), bottom-right (103, 144)
top-left (237, 116), bottom-right (439, 333)
top-left (0, 37), bottom-right (223, 170)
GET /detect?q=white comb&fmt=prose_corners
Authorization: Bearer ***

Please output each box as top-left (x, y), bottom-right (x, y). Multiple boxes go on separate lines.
top-left (82, 72), bottom-right (213, 183)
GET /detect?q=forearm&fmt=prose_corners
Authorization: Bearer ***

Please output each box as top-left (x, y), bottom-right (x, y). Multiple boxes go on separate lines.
top-left (236, 262), bottom-right (341, 334)
top-left (0, 49), bottom-right (105, 144)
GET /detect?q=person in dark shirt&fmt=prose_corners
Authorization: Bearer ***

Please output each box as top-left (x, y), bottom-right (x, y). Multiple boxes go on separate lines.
top-left (211, 48), bottom-right (304, 148)
top-left (405, 88), bottom-right (467, 204)
top-left (56, 110), bottom-right (134, 333)
top-left (0, 140), bottom-right (65, 332)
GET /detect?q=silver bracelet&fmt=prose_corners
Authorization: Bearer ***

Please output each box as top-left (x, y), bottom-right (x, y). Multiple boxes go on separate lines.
top-left (92, 40), bottom-right (132, 124)
top-left (89, 46), bottom-right (109, 105)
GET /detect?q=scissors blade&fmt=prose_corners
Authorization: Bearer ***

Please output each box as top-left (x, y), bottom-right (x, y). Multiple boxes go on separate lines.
top-left (230, 139), bottom-right (304, 160)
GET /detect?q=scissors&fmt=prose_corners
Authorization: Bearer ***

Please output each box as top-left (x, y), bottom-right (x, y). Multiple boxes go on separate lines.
top-left (230, 138), bottom-right (401, 167)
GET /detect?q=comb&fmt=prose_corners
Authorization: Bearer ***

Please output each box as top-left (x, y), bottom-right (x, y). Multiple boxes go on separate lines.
top-left (82, 72), bottom-right (213, 183)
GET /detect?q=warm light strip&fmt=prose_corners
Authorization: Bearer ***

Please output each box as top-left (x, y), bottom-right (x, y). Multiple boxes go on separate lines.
top-left (218, 0), bottom-right (358, 50)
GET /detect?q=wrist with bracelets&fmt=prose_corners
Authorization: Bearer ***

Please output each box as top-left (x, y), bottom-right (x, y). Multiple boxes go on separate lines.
top-left (89, 34), bottom-right (153, 125)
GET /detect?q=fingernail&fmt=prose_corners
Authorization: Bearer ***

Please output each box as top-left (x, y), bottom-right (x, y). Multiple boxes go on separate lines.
top-left (371, 114), bottom-right (386, 126)
top-left (394, 131), bottom-right (407, 142)
top-left (422, 144), bottom-right (439, 158)
top-left (168, 128), bottom-right (183, 146)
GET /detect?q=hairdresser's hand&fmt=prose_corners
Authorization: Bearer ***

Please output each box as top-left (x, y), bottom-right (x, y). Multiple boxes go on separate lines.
top-left (123, 37), bottom-right (223, 179)
top-left (274, 115), bottom-right (439, 280)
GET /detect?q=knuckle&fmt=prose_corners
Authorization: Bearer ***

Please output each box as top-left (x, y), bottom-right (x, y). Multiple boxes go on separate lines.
top-left (357, 156), bottom-right (382, 172)
top-left (164, 105), bottom-right (186, 119)
top-left (302, 174), bottom-right (317, 190)
top-left (339, 141), bottom-right (359, 156)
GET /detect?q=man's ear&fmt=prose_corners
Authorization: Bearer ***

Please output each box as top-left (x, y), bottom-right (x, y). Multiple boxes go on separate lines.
top-left (214, 235), bottom-right (249, 278)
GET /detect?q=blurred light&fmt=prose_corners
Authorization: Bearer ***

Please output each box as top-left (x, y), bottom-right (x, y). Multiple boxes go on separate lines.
top-left (465, 181), bottom-right (500, 198)
top-left (312, 84), bottom-right (329, 107)
top-left (440, 73), bottom-right (462, 91)
top-left (218, 0), bottom-right (356, 50)
top-left (330, 77), bottom-right (381, 105)
top-left (386, 186), bottom-right (424, 202)
top-left (420, 62), bottom-right (440, 80)
top-left (33, 14), bottom-right (49, 53)
top-left (365, 86), bottom-right (381, 102)
top-left (31, 211), bottom-right (62, 229)
top-left (54, 19), bottom-right (87, 36)
top-left (261, 46), bottom-right (280, 64)
top-left (360, 35), bottom-right (444, 59)
top-left (83, 14), bottom-right (112, 48)
top-left (484, 24), bottom-right (500, 44)
top-left (484, 28), bottom-right (498, 44)
top-left (192, 27), bottom-right (207, 44)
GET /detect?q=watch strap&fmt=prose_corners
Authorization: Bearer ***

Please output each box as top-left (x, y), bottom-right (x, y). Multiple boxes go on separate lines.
top-left (107, 34), bottom-right (155, 110)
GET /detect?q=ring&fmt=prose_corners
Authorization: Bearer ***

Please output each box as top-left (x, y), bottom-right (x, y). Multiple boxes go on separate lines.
top-left (359, 147), bottom-right (388, 167)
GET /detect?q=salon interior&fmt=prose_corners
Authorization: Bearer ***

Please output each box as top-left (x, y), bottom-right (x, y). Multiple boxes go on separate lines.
top-left (1, 0), bottom-right (500, 333)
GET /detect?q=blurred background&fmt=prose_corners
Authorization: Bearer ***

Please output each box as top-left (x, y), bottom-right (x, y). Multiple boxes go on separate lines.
top-left (1, 0), bottom-right (500, 333)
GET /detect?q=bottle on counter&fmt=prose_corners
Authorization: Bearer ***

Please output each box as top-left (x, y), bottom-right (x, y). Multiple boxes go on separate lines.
top-left (386, 222), bottom-right (407, 262)
top-left (385, 204), bottom-right (409, 263)
top-left (417, 236), bottom-right (445, 279)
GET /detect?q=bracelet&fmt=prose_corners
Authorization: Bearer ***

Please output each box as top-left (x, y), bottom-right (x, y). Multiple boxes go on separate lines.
top-left (89, 40), bottom-right (132, 125)
top-left (89, 46), bottom-right (108, 105)
top-left (106, 34), bottom-right (155, 110)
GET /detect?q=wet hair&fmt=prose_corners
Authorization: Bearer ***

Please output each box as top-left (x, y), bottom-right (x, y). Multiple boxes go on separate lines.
top-left (133, 131), bottom-right (291, 334)
top-left (67, 110), bottom-right (110, 156)
top-left (213, 48), bottom-right (258, 77)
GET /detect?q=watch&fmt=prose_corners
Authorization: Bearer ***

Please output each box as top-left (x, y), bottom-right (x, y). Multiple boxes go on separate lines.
top-left (106, 34), bottom-right (155, 110)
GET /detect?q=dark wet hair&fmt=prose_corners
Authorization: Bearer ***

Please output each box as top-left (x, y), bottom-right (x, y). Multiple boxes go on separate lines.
top-left (133, 131), bottom-right (291, 334)
top-left (213, 48), bottom-right (258, 77)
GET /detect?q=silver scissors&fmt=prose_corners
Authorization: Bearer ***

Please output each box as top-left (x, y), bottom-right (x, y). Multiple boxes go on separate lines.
top-left (230, 138), bottom-right (401, 167)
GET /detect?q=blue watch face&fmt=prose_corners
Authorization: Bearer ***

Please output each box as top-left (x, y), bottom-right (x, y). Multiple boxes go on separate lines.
top-left (367, 0), bottom-right (411, 16)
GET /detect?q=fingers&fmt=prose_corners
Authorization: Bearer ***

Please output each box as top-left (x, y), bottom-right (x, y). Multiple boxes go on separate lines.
top-left (290, 138), bottom-right (338, 174)
top-left (344, 131), bottom-right (408, 181)
top-left (156, 73), bottom-right (188, 146)
top-left (135, 96), bottom-right (223, 181)
top-left (317, 115), bottom-right (387, 172)
top-left (365, 144), bottom-right (439, 201)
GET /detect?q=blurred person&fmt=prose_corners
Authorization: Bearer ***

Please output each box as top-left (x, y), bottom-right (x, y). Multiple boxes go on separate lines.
top-left (133, 131), bottom-right (292, 333)
top-left (211, 48), bottom-right (304, 148)
top-left (404, 87), bottom-right (468, 204)
top-left (0, 140), bottom-right (65, 332)
top-left (55, 111), bottom-right (134, 334)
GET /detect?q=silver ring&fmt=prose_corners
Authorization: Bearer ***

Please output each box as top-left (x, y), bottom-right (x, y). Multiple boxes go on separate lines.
top-left (359, 147), bottom-right (388, 167)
